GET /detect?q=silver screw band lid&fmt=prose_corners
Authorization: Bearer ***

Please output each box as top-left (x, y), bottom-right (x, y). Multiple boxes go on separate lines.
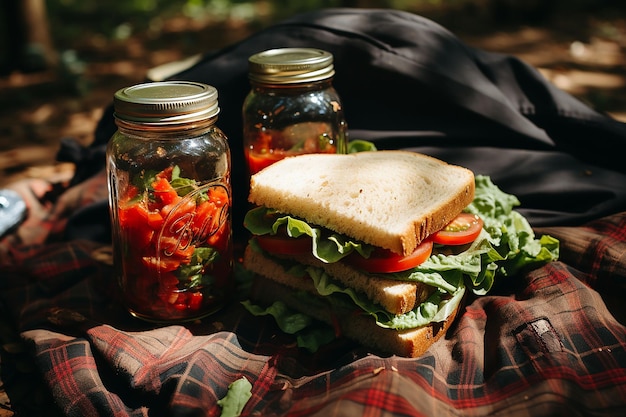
top-left (113, 81), bottom-right (220, 124)
top-left (248, 48), bottom-right (335, 84)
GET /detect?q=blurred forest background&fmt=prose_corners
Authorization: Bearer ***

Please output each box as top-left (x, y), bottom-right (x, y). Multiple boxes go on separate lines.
top-left (0, 0), bottom-right (625, 188)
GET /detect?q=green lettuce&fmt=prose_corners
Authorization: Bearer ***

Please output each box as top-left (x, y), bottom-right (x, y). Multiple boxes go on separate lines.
top-left (347, 139), bottom-right (378, 153)
top-left (244, 207), bottom-right (373, 263)
top-left (241, 297), bottom-right (335, 352)
top-left (217, 377), bottom-right (252, 417)
top-left (241, 299), bottom-right (313, 334)
top-left (306, 266), bottom-right (466, 329)
top-left (243, 175), bottom-right (558, 294)
top-left (242, 174), bottom-right (560, 350)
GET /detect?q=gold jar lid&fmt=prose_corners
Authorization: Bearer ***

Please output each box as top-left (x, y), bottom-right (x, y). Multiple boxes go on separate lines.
top-left (248, 48), bottom-right (335, 85)
top-left (113, 81), bottom-right (220, 124)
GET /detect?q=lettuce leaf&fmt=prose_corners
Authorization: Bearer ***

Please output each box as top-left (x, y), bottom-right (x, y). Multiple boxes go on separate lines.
top-left (306, 266), bottom-right (466, 329)
top-left (461, 176), bottom-right (560, 292)
top-left (241, 299), bottom-right (312, 334)
top-left (244, 174), bottom-right (559, 296)
top-left (217, 377), bottom-right (252, 417)
top-left (244, 207), bottom-right (373, 263)
top-left (241, 297), bottom-right (335, 352)
top-left (347, 139), bottom-right (378, 153)
top-left (242, 174), bottom-right (560, 349)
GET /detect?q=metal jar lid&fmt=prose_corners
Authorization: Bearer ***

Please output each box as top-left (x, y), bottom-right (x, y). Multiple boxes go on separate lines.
top-left (248, 48), bottom-right (335, 85)
top-left (113, 81), bottom-right (220, 124)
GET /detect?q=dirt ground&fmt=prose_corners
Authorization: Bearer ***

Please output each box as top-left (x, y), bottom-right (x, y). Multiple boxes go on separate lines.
top-left (1, 8), bottom-right (625, 191)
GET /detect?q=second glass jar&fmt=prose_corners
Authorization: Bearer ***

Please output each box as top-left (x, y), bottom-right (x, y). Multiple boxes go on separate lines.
top-left (242, 48), bottom-right (348, 175)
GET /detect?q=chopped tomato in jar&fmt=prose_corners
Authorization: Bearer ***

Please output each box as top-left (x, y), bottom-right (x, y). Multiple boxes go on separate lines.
top-left (244, 126), bottom-right (337, 174)
top-left (115, 165), bottom-right (232, 321)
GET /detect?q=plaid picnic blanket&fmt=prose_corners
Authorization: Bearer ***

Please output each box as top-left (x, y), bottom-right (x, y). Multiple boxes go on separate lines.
top-left (2, 8), bottom-right (626, 417)
top-left (1, 172), bottom-right (625, 417)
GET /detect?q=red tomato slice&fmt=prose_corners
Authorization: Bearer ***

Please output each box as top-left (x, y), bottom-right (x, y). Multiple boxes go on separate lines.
top-left (255, 234), bottom-right (312, 255)
top-left (432, 213), bottom-right (483, 246)
top-left (346, 240), bottom-right (433, 273)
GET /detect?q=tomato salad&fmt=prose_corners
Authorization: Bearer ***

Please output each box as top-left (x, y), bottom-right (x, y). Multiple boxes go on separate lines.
top-left (244, 126), bottom-right (338, 175)
top-left (114, 165), bottom-right (232, 321)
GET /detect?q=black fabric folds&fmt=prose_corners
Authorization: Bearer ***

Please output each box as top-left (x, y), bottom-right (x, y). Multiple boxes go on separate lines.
top-left (68, 8), bottom-right (626, 242)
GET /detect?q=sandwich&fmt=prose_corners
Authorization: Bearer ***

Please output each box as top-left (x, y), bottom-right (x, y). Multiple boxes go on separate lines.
top-left (241, 150), bottom-right (559, 357)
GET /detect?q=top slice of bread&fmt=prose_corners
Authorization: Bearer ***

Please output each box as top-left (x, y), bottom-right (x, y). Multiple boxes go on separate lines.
top-left (248, 151), bottom-right (475, 256)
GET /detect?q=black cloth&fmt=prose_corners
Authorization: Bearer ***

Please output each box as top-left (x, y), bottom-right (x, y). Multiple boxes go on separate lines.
top-left (64, 7), bottom-right (626, 243)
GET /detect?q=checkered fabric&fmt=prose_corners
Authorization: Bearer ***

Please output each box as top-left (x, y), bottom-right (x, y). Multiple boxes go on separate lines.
top-left (1, 175), bottom-right (625, 417)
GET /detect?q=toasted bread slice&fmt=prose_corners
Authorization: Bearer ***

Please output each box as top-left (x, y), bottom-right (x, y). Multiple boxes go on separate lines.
top-left (248, 151), bottom-right (475, 256)
top-left (246, 250), bottom-right (460, 358)
top-left (243, 243), bottom-right (432, 315)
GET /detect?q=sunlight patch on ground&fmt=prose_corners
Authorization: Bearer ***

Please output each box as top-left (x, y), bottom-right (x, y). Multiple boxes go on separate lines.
top-left (608, 111), bottom-right (626, 122)
top-left (569, 38), bottom-right (625, 67)
top-left (540, 68), bottom-right (625, 92)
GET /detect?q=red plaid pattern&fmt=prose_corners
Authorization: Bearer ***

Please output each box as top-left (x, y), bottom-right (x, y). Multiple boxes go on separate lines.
top-left (1, 175), bottom-right (625, 416)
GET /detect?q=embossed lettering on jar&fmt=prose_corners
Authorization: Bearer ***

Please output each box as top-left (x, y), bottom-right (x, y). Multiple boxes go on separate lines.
top-left (106, 81), bottom-right (233, 323)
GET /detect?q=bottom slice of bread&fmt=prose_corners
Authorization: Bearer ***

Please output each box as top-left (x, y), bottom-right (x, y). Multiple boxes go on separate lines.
top-left (245, 245), bottom-right (460, 358)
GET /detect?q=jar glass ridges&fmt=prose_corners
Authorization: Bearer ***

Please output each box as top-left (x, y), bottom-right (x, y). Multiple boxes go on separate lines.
top-left (242, 48), bottom-right (348, 175)
top-left (106, 81), bottom-right (233, 323)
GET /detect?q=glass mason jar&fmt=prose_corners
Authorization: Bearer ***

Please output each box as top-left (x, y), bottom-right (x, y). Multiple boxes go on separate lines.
top-left (242, 48), bottom-right (348, 175)
top-left (106, 81), bottom-right (233, 323)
